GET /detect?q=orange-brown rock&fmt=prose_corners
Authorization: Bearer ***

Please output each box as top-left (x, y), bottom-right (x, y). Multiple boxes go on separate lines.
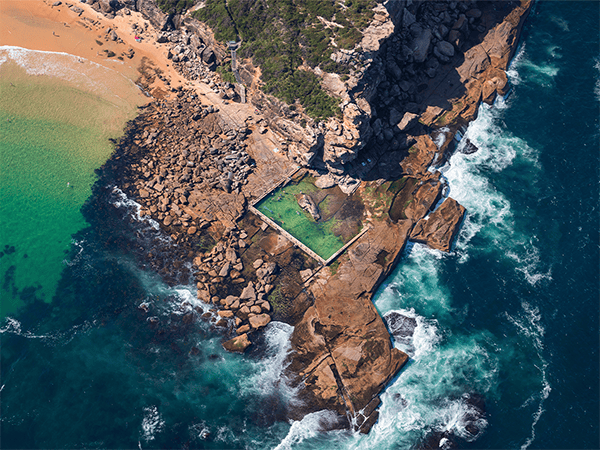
top-left (288, 220), bottom-right (412, 432)
top-left (410, 198), bottom-right (466, 252)
top-left (222, 333), bottom-right (251, 353)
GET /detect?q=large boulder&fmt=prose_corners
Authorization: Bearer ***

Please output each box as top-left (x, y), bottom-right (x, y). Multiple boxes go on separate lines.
top-left (222, 333), bottom-right (251, 353)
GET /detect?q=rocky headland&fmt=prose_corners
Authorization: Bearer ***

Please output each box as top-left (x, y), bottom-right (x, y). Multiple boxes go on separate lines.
top-left (69, 0), bottom-right (532, 437)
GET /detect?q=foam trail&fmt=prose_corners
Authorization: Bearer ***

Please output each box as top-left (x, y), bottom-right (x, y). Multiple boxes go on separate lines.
top-left (594, 56), bottom-right (600, 102)
top-left (505, 302), bottom-right (551, 450)
top-left (274, 410), bottom-right (342, 450)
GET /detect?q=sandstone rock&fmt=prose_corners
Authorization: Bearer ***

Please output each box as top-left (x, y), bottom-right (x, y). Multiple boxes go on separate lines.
top-left (222, 333), bottom-right (251, 353)
top-left (218, 310), bottom-right (234, 318)
top-left (410, 198), bottom-right (466, 252)
top-left (388, 108), bottom-right (403, 127)
top-left (411, 27), bottom-right (432, 64)
top-left (402, 8), bottom-right (416, 28)
top-left (240, 282), bottom-right (256, 301)
top-left (197, 289), bottom-right (211, 303)
top-left (250, 305), bottom-right (262, 314)
top-left (315, 174), bottom-right (336, 189)
top-left (237, 324), bottom-right (251, 334)
top-left (253, 258), bottom-right (264, 269)
top-left (299, 268), bottom-right (313, 283)
top-left (237, 305), bottom-right (251, 320)
top-left (218, 261), bottom-right (230, 277)
top-left (249, 313), bottom-right (271, 329)
top-left (222, 295), bottom-right (237, 307)
top-left (187, 226), bottom-right (197, 235)
top-left (397, 112), bottom-right (419, 132)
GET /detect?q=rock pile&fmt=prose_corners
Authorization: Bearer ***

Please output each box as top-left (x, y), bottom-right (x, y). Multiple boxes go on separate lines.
top-left (192, 226), bottom-right (280, 352)
top-left (126, 93), bottom-right (254, 222)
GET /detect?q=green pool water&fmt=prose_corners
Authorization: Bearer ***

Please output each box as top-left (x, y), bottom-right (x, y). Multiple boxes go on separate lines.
top-left (255, 177), bottom-right (346, 261)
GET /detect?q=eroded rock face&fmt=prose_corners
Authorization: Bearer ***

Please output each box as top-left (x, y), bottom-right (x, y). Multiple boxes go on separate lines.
top-left (410, 197), bottom-right (466, 252)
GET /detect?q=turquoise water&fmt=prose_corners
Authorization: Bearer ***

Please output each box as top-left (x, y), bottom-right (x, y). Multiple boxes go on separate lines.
top-left (0, 56), bottom-right (140, 317)
top-left (1, 3), bottom-right (599, 449)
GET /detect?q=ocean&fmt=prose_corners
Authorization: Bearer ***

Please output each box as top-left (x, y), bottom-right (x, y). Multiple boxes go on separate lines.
top-left (1, 2), bottom-right (598, 449)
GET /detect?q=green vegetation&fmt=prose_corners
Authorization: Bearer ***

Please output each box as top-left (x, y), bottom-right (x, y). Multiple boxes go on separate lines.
top-left (268, 286), bottom-right (288, 315)
top-left (216, 64), bottom-right (236, 84)
top-left (193, 0), bottom-right (377, 121)
top-left (156, 0), bottom-right (194, 14)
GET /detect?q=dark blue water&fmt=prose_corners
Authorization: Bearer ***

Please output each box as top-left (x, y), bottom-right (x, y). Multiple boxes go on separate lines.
top-left (1, 2), bottom-right (598, 449)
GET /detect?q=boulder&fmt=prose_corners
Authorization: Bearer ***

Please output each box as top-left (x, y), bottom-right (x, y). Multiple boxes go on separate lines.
top-left (249, 313), bottom-right (271, 329)
top-left (298, 194), bottom-right (320, 221)
top-left (218, 261), bottom-right (231, 277)
top-left (222, 333), bottom-right (251, 353)
top-left (315, 174), bottom-right (336, 189)
top-left (435, 41), bottom-right (455, 58)
top-left (396, 112), bottom-right (419, 132)
top-left (237, 324), bottom-right (251, 334)
top-left (240, 283), bottom-right (256, 301)
top-left (411, 27), bottom-right (432, 64)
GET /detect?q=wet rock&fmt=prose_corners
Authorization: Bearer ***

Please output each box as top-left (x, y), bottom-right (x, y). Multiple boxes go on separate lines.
top-left (222, 333), bottom-right (251, 353)
top-left (384, 312), bottom-right (417, 340)
top-left (410, 198), bottom-right (466, 252)
top-left (460, 138), bottom-right (479, 154)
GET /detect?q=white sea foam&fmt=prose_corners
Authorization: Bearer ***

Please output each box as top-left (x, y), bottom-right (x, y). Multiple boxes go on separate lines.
top-left (346, 310), bottom-right (497, 450)
top-left (240, 321), bottom-right (297, 399)
top-left (140, 405), bottom-right (165, 442)
top-left (274, 410), bottom-right (342, 450)
top-left (440, 102), bottom-right (549, 288)
top-left (0, 316), bottom-right (92, 345)
top-left (111, 187), bottom-right (161, 231)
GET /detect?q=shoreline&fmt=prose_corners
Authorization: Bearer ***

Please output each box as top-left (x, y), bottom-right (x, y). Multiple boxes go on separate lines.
top-left (2, 0), bottom-right (533, 441)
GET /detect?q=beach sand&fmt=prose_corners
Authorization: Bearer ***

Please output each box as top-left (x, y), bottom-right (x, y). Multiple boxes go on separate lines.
top-left (0, 0), bottom-right (189, 98)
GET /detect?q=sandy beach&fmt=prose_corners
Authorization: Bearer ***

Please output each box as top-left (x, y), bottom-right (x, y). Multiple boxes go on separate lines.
top-left (0, 0), bottom-right (190, 98)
